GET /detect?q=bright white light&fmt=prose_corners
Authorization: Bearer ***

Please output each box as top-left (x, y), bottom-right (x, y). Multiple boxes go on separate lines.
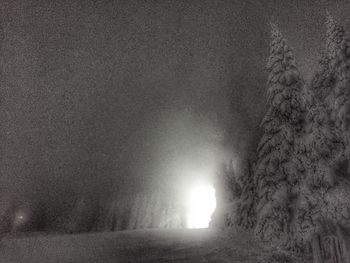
top-left (186, 184), bottom-right (216, 229)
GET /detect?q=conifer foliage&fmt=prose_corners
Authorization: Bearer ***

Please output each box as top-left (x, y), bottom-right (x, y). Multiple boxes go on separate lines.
top-left (310, 50), bottom-right (335, 104)
top-left (211, 160), bottom-right (241, 228)
top-left (298, 15), bottom-right (350, 244)
top-left (235, 159), bottom-right (257, 229)
top-left (326, 15), bottom-right (350, 154)
top-left (235, 16), bottom-right (350, 252)
top-left (253, 23), bottom-right (305, 242)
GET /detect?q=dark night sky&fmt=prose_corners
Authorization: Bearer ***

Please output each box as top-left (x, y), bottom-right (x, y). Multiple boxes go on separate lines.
top-left (1, 0), bottom-right (350, 223)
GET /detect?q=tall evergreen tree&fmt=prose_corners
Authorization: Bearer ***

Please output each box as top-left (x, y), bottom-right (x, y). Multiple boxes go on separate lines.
top-left (211, 160), bottom-right (241, 228)
top-left (236, 158), bottom-right (257, 229)
top-left (326, 15), bottom-right (350, 149)
top-left (292, 79), bottom-right (340, 249)
top-left (302, 87), bottom-right (341, 188)
top-left (292, 15), bottom-right (350, 251)
top-left (254, 23), bottom-right (305, 243)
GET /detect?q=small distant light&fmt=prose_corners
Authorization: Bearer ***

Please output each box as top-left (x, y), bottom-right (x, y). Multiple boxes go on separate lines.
top-left (15, 212), bottom-right (26, 222)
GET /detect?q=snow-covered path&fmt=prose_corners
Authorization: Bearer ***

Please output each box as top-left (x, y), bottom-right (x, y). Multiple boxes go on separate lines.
top-left (0, 228), bottom-right (304, 263)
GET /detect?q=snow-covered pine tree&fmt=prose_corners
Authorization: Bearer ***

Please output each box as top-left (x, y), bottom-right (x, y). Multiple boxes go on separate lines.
top-left (235, 158), bottom-right (257, 229)
top-left (254, 23), bottom-right (305, 243)
top-left (326, 15), bottom-right (350, 151)
top-left (291, 79), bottom-right (340, 250)
top-left (211, 160), bottom-right (241, 228)
top-left (302, 87), bottom-right (341, 188)
top-left (292, 15), bottom-right (350, 251)
top-left (298, 17), bottom-right (344, 190)
top-left (323, 16), bottom-right (350, 227)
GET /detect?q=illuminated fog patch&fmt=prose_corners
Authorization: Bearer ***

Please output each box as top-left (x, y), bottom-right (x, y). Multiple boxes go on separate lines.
top-left (186, 184), bottom-right (216, 228)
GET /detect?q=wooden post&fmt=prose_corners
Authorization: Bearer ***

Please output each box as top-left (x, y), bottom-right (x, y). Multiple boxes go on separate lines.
top-left (336, 225), bottom-right (349, 263)
top-left (312, 234), bottom-right (324, 263)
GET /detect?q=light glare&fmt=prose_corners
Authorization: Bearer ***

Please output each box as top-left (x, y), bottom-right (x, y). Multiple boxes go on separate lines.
top-left (187, 184), bottom-right (216, 228)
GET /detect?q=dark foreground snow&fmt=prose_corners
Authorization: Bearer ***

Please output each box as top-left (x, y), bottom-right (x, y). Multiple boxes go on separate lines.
top-left (0, 228), bottom-right (308, 263)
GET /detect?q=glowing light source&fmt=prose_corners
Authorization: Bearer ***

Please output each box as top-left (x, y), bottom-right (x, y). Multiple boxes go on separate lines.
top-left (186, 184), bottom-right (216, 228)
top-left (15, 212), bottom-right (26, 222)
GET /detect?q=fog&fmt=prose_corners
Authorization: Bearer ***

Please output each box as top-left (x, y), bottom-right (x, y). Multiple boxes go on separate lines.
top-left (1, 0), bottom-right (350, 230)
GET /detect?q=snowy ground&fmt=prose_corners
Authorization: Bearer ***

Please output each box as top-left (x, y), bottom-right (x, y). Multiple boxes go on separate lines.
top-left (0, 228), bottom-right (309, 263)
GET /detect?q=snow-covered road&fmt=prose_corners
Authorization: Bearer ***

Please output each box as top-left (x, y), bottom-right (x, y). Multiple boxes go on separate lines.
top-left (0, 228), bottom-right (306, 262)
